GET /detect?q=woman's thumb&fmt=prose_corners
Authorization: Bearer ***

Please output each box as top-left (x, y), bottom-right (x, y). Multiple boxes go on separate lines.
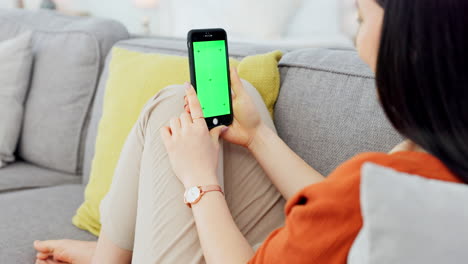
top-left (210, 126), bottom-right (228, 143)
top-left (230, 67), bottom-right (244, 98)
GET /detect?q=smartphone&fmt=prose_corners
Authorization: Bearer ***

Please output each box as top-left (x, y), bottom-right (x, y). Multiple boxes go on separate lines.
top-left (188, 28), bottom-right (233, 130)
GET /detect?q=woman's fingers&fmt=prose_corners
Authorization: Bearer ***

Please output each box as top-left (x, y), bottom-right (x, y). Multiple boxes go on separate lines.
top-left (36, 259), bottom-right (61, 264)
top-left (210, 126), bottom-right (229, 145)
top-left (169, 117), bottom-right (181, 134)
top-left (230, 67), bottom-right (245, 98)
top-left (184, 95), bottom-right (190, 113)
top-left (184, 82), bottom-right (205, 123)
top-left (36, 252), bottom-right (50, 260)
top-left (180, 112), bottom-right (193, 128)
top-left (160, 126), bottom-right (172, 139)
top-left (34, 240), bottom-right (54, 253)
top-left (184, 95), bottom-right (190, 112)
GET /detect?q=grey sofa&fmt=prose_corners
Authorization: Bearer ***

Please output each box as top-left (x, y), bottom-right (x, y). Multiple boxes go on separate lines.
top-left (0, 9), bottom-right (404, 262)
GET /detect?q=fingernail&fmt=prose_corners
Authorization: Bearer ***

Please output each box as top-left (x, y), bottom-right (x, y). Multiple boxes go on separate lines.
top-left (185, 82), bottom-right (191, 91)
top-left (221, 126), bottom-right (229, 133)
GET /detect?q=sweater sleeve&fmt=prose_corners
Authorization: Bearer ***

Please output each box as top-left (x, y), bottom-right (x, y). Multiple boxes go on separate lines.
top-left (248, 152), bottom-right (391, 264)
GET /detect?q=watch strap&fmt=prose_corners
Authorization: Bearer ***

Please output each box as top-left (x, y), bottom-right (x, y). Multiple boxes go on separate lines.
top-left (200, 185), bottom-right (224, 195)
top-left (185, 185), bottom-right (223, 208)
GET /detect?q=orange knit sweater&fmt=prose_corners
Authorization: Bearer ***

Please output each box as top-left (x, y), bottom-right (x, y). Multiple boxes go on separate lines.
top-left (249, 151), bottom-right (462, 264)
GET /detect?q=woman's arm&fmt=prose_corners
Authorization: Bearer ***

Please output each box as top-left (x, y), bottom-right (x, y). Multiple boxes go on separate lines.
top-left (248, 123), bottom-right (324, 200)
top-left (190, 184), bottom-right (254, 264)
top-left (161, 83), bottom-right (256, 263)
top-left (220, 68), bottom-right (324, 200)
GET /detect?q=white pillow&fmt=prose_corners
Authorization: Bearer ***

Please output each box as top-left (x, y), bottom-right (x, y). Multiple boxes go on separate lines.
top-left (340, 0), bottom-right (360, 38)
top-left (0, 32), bottom-right (33, 168)
top-left (157, 0), bottom-right (301, 41)
top-left (348, 163), bottom-right (468, 264)
top-left (285, 0), bottom-right (341, 38)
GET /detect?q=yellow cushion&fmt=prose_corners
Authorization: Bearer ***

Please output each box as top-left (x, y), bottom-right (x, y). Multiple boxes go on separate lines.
top-left (72, 47), bottom-right (282, 236)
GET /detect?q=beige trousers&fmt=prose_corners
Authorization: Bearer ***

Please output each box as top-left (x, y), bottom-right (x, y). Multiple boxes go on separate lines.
top-left (100, 81), bottom-right (285, 264)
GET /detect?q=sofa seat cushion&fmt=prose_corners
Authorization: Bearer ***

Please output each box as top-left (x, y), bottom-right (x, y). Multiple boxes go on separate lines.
top-left (0, 185), bottom-right (97, 263)
top-left (275, 48), bottom-right (404, 175)
top-left (0, 162), bottom-right (80, 193)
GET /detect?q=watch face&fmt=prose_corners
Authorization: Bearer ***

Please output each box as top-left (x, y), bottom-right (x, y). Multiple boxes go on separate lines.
top-left (186, 187), bottom-right (201, 203)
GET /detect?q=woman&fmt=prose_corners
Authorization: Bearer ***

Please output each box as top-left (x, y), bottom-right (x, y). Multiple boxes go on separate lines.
top-left (34, 0), bottom-right (468, 263)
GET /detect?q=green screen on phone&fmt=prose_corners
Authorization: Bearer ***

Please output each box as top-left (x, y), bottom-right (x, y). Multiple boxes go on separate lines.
top-left (193, 40), bottom-right (230, 118)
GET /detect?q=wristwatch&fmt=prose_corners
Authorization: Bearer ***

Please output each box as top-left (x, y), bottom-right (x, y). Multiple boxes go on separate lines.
top-left (184, 185), bottom-right (224, 208)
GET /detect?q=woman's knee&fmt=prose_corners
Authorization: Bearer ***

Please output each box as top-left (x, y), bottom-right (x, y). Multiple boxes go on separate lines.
top-left (137, 84), bottom-right (186, 134)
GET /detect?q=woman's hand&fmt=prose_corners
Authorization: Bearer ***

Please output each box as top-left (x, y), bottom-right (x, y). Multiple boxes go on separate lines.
top-left (161, 83), bottom-right (227, 188)
top-left (223, 68), bottom-right (264, 148)
top-left (183, 68), bottom-right (263, 149)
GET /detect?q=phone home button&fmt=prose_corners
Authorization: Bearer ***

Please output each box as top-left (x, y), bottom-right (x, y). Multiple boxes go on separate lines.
top-left (212, 118), bottom-right (219, 126)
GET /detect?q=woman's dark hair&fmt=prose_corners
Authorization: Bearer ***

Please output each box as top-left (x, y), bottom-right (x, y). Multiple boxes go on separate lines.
top-left (375, 0), bottom-right (468, 182)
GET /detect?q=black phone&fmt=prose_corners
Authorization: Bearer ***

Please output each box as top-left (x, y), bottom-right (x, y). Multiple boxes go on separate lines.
top-left (187, 28), bottom-right (233, 130)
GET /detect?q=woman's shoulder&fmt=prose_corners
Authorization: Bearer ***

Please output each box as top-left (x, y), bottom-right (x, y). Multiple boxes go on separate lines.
top-left (290, 150), bottom-right (460, 210)
top-left (328, 151), bottom-right (460, 184)
top-left (285, 153), bottom-right (391, 212)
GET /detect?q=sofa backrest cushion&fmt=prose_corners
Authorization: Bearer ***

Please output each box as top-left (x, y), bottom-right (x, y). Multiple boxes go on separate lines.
top-left (275, 48), bottom-right (403, 175)
top-left (0, 9), bottom-right (129, 174)
top-left (0, 32), bottom-right (33, 168)
top-left (348, 163), bottom-right (468, 264)
top-left (82, 37), bottom-right (282, 184)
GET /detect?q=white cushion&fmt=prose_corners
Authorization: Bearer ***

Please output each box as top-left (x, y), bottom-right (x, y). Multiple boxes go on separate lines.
top-left (0, 32), bottom-right (33, 168)
top-left (285, 0), bottom-right (340, 37)
top-left (348, 163), bottom-right (468, 264)
top-left (157, 0), bottom-right (301, 41)
top-left (340, 0), bottom-right (359, 38)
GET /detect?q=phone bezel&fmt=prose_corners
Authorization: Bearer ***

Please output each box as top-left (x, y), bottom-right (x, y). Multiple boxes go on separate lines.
top-left (187, 28), bottom-right (233, 130)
